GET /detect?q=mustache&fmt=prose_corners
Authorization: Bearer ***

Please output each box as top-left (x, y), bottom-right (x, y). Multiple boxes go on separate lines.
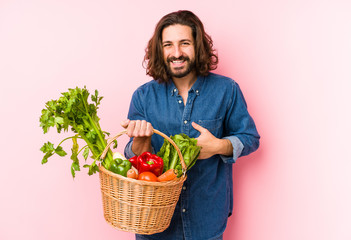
top-left (167, 55), bottom-right (190, 63)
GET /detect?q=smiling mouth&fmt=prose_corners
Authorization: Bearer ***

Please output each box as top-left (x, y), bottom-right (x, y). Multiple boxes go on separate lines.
top-left (168, 56), bottom-right (189, 63)
top-left (171, 60), bottom-right (186, 67)
top-left (168, 56), bottom-right (188, 68)
top-left (172, 60), bottom-right (185, 64)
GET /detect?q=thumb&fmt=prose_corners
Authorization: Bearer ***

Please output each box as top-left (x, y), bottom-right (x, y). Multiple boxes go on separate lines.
top-left (120, 119), bottom-right (130, 128)
top-left (192, 122), bottom-right (206, 133)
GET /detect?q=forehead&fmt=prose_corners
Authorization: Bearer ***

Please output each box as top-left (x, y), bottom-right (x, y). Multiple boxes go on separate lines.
top-left (162, 24), bottom-right (193, 42)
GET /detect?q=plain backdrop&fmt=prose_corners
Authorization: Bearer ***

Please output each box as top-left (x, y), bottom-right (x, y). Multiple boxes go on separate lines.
top-left (1, 0), bottom-right (350, 239)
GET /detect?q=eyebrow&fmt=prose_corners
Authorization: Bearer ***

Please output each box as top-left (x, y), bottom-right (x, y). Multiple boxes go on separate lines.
top-left (162, 39), bottom-right (192, 44)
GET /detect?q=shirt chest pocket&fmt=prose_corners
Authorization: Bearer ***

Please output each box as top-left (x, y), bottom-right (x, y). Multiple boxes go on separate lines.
top-left (196, 117), bottom-right (223, 137)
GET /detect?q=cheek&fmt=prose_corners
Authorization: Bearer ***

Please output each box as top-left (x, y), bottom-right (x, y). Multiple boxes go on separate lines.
top-left (185, 48), bottom-right (195, 58)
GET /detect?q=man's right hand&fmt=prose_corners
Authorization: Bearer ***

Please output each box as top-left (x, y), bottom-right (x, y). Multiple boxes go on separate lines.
top-left (120, 119), bottom-right (153, 155)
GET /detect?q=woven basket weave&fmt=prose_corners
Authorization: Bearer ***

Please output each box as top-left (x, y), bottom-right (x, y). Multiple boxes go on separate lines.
top-left (99, 129), bottom-right (187, 235)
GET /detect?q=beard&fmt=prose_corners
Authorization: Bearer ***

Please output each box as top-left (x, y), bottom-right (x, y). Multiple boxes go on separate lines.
top-left (165, 55), bottom-right (195, 78)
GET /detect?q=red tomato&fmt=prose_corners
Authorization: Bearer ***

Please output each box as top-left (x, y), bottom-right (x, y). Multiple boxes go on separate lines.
top-left (138, 171), bottom-right (158, 182)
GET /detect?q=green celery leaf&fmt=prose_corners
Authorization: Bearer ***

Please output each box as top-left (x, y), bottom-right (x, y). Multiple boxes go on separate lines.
top-left (83, 147), bottom-right (89, 160)
top-left (71, 161), bottom-right (80, 178)
top-left (55, 116), bottom-right (64, 125)
top-left (55, 146), bottom-right (67, 157)
top-left (86, 129), bottom-right (97, 142)
top-left (41, 152), bottom-right (53, 164)
top-left (91, 90), bottom-right (103, 106)
top-left (91, 90), bottom-right (97, 104)
top-left (83, 161), bottom-right (99, 175)
top-left (40, 142), bottom-right (55, 153)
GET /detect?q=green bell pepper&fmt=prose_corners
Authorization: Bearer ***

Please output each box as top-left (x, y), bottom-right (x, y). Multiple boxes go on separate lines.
top-left (109, 158), bottom-right (132, 177)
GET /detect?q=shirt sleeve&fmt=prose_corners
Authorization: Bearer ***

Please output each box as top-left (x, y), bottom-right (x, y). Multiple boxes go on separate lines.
top-left (220, 136), bottom-right (244, 164)
top-left (221, 81), bottom-right (260, 163)
top-left (124, 140), bottom-right (135, 159)
top-left (124, 139), bottom-right (156, 159)
top-left (123, 86), bottom-right (156, 159)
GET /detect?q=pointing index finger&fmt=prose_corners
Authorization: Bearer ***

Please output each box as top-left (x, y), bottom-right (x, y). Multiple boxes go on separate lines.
top-left (192, 122), bottom-right (208, 134)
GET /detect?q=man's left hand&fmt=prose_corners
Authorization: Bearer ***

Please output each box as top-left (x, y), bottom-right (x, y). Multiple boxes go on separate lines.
top-left (192, 122), bottom-right (232, 159)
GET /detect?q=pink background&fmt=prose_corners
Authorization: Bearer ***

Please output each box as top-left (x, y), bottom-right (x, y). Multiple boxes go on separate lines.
top-left (1, 0), bottom-right (350, 239)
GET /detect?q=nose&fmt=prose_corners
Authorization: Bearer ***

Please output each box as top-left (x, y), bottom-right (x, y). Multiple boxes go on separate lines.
top-left (173, 45), bottom-right (182, 58)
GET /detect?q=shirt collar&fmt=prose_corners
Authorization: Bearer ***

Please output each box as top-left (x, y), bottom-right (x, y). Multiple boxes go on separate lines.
top-left (190, 75), bottom-right (204, 96)
top-left (169, 75), bottom-right (204, 96)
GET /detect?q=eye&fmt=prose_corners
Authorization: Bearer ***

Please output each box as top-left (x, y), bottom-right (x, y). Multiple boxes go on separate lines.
top-left (163, 43), bottom-right (172, 48)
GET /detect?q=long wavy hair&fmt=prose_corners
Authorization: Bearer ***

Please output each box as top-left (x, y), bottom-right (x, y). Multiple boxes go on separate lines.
top-left (143, 10), bottom-right (218, 83)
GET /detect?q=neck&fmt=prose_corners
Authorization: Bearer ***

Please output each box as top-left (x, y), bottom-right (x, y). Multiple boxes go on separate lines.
top-left (172, 71), bottom-right (197, 92)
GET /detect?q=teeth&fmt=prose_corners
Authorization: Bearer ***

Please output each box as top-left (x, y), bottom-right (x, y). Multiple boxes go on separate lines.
top-left (172, 60), bottom-right (184, 63)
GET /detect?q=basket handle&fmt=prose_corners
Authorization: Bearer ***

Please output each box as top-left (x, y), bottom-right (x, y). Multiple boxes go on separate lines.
top-left (100, 129), bottom-right (187, 174)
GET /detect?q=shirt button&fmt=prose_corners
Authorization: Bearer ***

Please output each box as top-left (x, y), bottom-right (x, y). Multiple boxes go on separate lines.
top-left (178, 100), bottom-right (182, 104)
top-left (173, 89), bottom-right (177, 92)
top-left (182, 186), bottom-right (186, 190)
top-left (182, 208), bottom-right (186, 213)
top-left (184, 120), bottom-right (188, 124)
top-left (196, 90), bottom-right (199, 94)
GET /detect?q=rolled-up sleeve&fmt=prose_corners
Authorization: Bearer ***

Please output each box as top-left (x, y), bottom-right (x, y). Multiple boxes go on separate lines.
top-left (222, 81), bottom-right (260, 162)
top-left (220, 136), bottom-right (244, 164)
top-left (124, 140), bottom-right (135, 159)
top-left (124, 139), bottom-right (156, 159)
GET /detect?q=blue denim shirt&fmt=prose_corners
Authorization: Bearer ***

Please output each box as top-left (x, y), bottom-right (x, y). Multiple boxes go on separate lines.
top-left (124, 73), bottom-right (260, 240)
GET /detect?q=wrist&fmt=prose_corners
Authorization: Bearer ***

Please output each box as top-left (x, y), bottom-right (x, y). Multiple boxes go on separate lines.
top-left (132, 136), bottom-right (152, 155)
top-left (216, 138), bottom-right (233, 156)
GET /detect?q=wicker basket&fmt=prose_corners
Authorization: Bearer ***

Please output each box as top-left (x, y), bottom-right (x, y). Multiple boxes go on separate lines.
top-left (99, 129), bottom-right (187, 235)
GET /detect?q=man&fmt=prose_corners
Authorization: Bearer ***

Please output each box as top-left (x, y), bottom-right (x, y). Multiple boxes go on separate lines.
top-left (121, 10), bottom-right (260, 240)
